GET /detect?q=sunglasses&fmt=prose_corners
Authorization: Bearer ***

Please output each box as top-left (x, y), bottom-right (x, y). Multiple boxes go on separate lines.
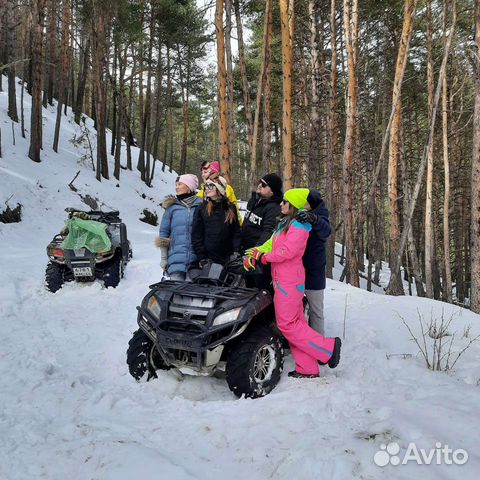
top-left (258, 180), bottom-right (269, 188)
top-left (205, 183), bottom-right (216, 190)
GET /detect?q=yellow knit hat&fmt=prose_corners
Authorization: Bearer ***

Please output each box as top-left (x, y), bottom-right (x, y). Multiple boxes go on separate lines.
top-left (283, 188), bottom-right (310, 210)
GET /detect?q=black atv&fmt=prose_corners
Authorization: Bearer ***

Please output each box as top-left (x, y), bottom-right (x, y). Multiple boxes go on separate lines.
top-left (126, 260), bottom-right (285, 399)
top-left (45, 208), bottom-right (132, 292)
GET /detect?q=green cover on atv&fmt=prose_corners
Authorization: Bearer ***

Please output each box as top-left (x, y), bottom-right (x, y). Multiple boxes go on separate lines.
top-left (61, 218), bottom-right (112, 253)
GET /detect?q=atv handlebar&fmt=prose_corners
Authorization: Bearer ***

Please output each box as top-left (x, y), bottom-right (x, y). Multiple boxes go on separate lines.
top-left (65, 208), bottom-right (121, 221)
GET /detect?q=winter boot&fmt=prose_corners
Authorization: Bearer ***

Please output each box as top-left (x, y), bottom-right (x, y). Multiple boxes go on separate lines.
top-left (328, 337), bottom-right (342, 369)
top-left (288, 370), bottom-right (320, 379)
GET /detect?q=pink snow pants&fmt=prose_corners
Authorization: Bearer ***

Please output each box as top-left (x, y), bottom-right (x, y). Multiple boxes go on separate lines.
top-left (272, 271), bottom-right (335, 375)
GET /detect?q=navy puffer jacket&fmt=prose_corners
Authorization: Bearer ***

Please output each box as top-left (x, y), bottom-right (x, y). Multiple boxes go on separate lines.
top-left (303, 192), bottom-right (331, 290)
top-left (159, 195), bottom-right (202, 274)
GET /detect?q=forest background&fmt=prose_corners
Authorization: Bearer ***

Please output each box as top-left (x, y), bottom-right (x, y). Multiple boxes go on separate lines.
top-left (1, 0), bottom-right (480, 311)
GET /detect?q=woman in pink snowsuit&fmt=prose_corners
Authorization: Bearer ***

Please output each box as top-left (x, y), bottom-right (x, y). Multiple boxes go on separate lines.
top-left (246, 188), bottom-right (341, 378)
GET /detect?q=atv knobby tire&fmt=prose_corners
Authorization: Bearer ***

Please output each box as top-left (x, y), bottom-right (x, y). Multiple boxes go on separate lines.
top-left (226, 324), bottom-right (284, 399)
top-left (45, 262), bottom-right (65, 293)
top-left (104, 253), bottom-right (123, 288)
top-left (127, 329), bottom-right (169, 381)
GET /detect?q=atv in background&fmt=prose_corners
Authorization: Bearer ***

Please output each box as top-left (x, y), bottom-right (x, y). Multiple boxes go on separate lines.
top-left (127, 259), bottom-right (285, 399)
top-left (45, 208), bottom-right (132, 292)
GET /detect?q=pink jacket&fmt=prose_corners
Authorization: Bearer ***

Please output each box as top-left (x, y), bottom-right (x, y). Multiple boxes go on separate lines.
top-left (264, 220), bottom-right (312, 288)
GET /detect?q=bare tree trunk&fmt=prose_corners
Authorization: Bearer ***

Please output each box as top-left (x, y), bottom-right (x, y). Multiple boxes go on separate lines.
top-left (162, 44), bottom-right (171, 173)
top-left (53, 0), bottom-right (70, 153)
top-left (75, 36), bottom-right (90, 125)
top-left (234, 0), bottom-right (253, 159)
top-left (151, 42), bottom-right (163, 167)
top-left (388, 0), bottom-right (456, 291)
top-left (114, 45), bottom-right (127, 181)
top-left (142, 10), bottom-right (154, 184)
top-left (342, 0), bottom-right (359, 287)
top-left (471, 0), bottom-right (480, 312)
top-left (280, 0), bottom-right (294, 189)
top-left (250, 0), bottom-right (271, 186)
top-left (216, 0), bottom-right (230, 181)
top-left (111, 41), bottom-right (117, 157)
top-left (326, 0), bottom-right (338, 278)
top-left (383, 0), bottom-right (419, 294)
top-left (126, 44), bottom-right (136, 171)
top-left (6, 0), bottom-right (18, 123)
top-left (43, 0), bottom-right (56, 107)
top-left (424, 0), bottom-right (435, 298)
top-left (225, 0), bottom-right (235, 173)
top-left (92, 11), bottom-right (109, 181)
top-left (308, 0), bottom-right (320, 186)
top-left (442, 0), bottom-right (453, 303)
top-left (137, 7), bottom-right (145, 176)
top-left (0, 0), bottom-right (6, 94)
top-left (29, 0), bottom-right (46, 163)
top-left (262, 1), bottom-right (273, 175)
top-left (387, 94), bottom-right (404, 295)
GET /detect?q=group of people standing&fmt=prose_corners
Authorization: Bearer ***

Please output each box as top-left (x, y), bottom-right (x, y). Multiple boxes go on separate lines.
top-left (156, 160), bottom-right (341, 379)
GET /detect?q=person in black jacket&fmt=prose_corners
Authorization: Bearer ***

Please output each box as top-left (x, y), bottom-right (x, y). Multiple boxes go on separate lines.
top-left (241, 173), bottom-right (282, 289)
top-left (296, 189), bottom-right (332, 335)
top-left (241, 173), bottom-right (283, 250)
top-left (192, 176), bottom-right (241, 265)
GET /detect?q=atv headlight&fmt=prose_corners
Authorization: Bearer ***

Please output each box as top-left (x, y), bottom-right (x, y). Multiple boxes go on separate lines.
top-left (213, 307), bottom-right (242, 326)
top-left (147, 296), bottom-right (161, 318)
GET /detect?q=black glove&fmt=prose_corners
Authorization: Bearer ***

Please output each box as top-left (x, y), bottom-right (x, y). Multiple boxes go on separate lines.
top-left (296, 210), bottom-right (319, 225)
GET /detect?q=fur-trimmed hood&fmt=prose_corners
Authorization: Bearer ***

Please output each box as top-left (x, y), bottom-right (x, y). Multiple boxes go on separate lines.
top-left (161, 195), bottom-right (177, 209)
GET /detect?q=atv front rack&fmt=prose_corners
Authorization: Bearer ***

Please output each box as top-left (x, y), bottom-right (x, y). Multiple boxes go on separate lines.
top-left (137, 280), bottom-right (273, 369)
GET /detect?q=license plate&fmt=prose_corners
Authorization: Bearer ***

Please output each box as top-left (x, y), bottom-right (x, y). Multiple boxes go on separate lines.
top-left (73, 266), bottom-right (92, 277)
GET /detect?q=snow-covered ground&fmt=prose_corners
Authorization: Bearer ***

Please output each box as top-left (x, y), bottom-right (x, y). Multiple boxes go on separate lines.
top-left (1, 77), bottom-right (479, 479)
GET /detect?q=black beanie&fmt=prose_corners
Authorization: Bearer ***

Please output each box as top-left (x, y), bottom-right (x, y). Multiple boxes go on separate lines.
top-left (307, 189), bottom-right (323, 210)
top-left (261, 173), bottom-right (283, 197)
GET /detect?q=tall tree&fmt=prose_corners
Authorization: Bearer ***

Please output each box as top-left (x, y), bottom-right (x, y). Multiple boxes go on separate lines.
top-left (74, 32), bottom-right (90, 125)
top-left (342, 0), bottom-right (359, 287)
top-left (386, 0), bottom-right (419, 296)
top-left (262, 0), bottom-right (273, 175)
top-left (250, 0), bottom-right (272, 185)
top-left (91, 2), bottom-right (110, 180)
top-left (308, 0), bottom-right (320, 186)
top-left (280, 0), bottom-right (294, 189)
top-left (225, 0), bottom-right (235, 173)
top-left (28, 0), bottom-right (46, 163)
top-left (215, 0), bottom-right (230, 180)
top-left (325, 0), bottom-right (338, 278)
top-left (6, 0), bottom-right (19, 122)
top-left (424, 0), bottom-right (435, 298)
top-left (53, 0), bottom-right (71, 153)
top-left (387, 0), bottom-right (456, 294)
top-left (471, 0), bottom-right (480, 313)
top-left (234, 0), bottom-right (253, 161)
top-left (43, 0), bottom-right (56, 107)
top-left (442, 0), bottom-right (453, 303)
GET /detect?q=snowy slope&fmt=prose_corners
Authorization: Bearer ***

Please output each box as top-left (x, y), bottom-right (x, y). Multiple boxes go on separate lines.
top-left (1, 76), bottom-right (480, 480)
